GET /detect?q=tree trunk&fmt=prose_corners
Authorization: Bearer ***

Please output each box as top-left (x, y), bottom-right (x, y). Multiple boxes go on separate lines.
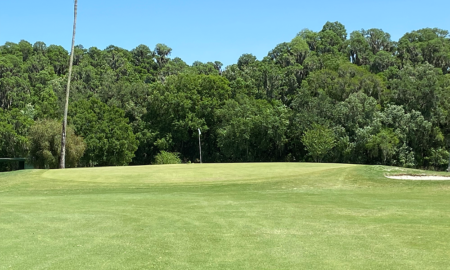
top-left (60, 0), bottom-right (78, 169)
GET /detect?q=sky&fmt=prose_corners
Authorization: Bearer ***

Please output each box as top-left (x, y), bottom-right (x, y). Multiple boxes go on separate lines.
top-left (1, 0), bottom-right (449, 67)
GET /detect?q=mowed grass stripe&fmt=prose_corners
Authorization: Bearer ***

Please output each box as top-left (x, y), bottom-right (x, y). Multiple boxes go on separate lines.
top-left (1, 163), bottom-right (449, 269)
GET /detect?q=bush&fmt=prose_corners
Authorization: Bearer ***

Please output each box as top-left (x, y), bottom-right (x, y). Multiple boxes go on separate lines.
top-left (154, 151), bottom-right (181, 165)
top-left (28, 119), bottom-right (85, 168)
top-left (301, 124), bottom-right (336, 162)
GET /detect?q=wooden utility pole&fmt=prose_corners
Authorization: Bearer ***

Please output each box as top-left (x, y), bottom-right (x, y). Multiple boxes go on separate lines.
top-left (60, 0), bottom-right (78, 168)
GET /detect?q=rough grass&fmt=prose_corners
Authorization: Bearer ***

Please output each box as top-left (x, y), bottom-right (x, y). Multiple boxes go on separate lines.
top-left (1, 163), bottom-right (449, 269)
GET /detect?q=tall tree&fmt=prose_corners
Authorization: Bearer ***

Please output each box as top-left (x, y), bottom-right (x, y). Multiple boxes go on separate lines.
top-left (60, 0), bottom-right (78, 168)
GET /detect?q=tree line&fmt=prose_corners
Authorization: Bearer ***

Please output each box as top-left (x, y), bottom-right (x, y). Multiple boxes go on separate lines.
top-left (1, 21), bottom-right (450, 171)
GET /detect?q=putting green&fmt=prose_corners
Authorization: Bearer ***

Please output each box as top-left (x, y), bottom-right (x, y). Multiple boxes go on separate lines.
top-left (41, 163), bottom-right (355, 183)
top-left (1, 163), bottom-right (449, 269)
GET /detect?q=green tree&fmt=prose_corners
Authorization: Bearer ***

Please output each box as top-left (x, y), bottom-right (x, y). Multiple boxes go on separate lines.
top-left (347, 31), bottom-right (373, 66)
top-left (237, 54), bottom-right (257, 70)
top-left (191, 61), bottom-right (220, 75)
top-left (389, 63), bottom-right (441, 117)
top-left (301, 124), bottom-right (336, 162)
top-left (398, 28), bottom-right (450, 73)
top-left (0, 108), bottom-right (33, 165)
top-left (371, 51), bottom-right (397, 73)
top-left (158, 57), bottom-right (189, 79)
top-left (426, 148), bottom-right (449, 170)
top-left (366, 128), bottom-right (399, 164)
top-left (362, 28), bottom-right (395, 55)
top-left (0, 76), bottom-right (31, 110)
top-left (322, 21), bottom-right (347, 42)
top-left (47, 45), bottom-right (69, 75)
top-left (216, 96), bottom-right (288, 162)
top-left (69, 98), bottom-right (138, 166)
top-left (154, 43), bottom-right (172, 69)
top-left (29, 119), bottom-right (85, 169)
top-left (145, 73), bottom-right (231, 162)
top-left (303, 63), bottom-right (386, 103)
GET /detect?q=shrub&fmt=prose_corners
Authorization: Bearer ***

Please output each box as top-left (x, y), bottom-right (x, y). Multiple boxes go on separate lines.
top-left (154, 151), bottom-right (181, 165)
top-left (28, 119), bottom-right (85, 168)
top-left (301, 124), bottom-right (336, 162)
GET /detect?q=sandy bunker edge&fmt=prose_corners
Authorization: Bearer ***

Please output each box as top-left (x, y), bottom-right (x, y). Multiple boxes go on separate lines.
top-left (385, 174), bottom-right (450, 180)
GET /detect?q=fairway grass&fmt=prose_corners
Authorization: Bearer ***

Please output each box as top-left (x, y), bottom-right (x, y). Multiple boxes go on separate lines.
top-left (1, 163), bottom-right (449, 269)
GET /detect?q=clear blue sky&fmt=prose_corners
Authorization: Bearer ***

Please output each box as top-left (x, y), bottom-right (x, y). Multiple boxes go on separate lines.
top-left (1, 0), bottom-right (449, 67)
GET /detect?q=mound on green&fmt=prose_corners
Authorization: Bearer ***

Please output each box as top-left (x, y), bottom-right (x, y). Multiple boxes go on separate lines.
top-left (1, 163), bottom-right (449, 269)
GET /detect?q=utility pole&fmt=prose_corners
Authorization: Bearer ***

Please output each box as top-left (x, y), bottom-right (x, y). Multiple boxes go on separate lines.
top-left (198, 128), bottom-right (202, 163)
top-left (60, 0), bottom-right (78, 168)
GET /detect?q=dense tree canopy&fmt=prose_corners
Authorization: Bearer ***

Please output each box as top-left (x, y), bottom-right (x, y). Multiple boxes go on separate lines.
top-left (1, 21), bottom-right (450, 171)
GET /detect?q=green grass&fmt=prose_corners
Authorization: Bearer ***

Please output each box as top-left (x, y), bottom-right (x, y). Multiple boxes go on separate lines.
top-left (1, 163), bottom-right (449, 269)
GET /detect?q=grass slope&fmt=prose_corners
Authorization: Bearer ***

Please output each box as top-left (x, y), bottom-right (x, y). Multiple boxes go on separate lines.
top-left (1, 163), bottom-right (449, 269)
